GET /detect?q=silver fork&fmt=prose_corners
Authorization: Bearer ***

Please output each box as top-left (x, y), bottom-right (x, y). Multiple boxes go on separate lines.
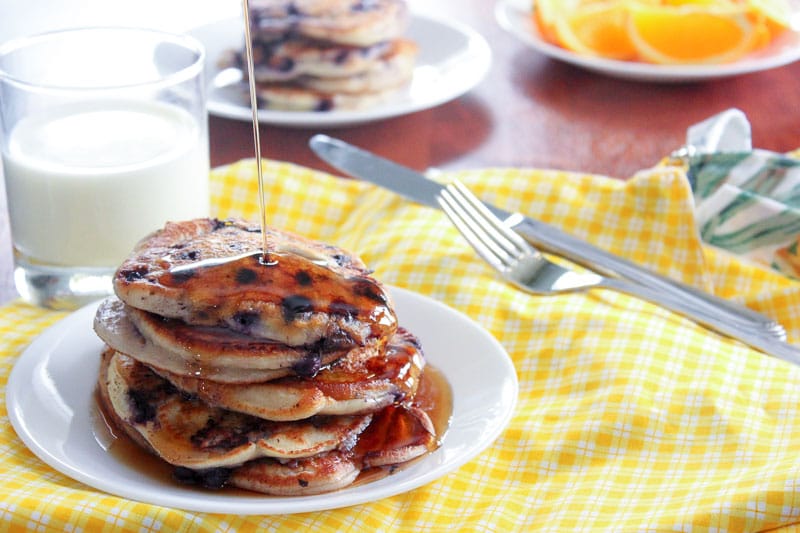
top-left (437, 180), bottom-right (800, 367)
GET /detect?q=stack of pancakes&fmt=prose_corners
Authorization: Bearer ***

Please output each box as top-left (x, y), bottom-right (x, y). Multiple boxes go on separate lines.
top-left (94, 218), bottom-right (440, 496)
top-left (222, 0), bottom-right (417, 111)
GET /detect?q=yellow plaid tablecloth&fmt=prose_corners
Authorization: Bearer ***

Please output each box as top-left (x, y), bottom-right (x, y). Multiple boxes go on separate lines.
top-left (3, 158), bottom-right (800, 531)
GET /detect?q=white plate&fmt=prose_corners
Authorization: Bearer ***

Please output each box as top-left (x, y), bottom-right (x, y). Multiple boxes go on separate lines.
top-left (495, 0), bottom-right (800, 82)
top-left (188, 14), bottom-right (492, 127)
top-left (6, 287), bottom-right (518, 515)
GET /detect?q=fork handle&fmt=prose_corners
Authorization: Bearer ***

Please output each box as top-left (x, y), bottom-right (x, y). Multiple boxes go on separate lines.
top-left (508, 215), bottom-right (783, 334)
top-left (600, 276), bottom-right (800, 367)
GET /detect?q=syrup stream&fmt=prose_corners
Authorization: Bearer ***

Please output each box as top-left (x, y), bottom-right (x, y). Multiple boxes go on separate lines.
top-left (241, 0), bottom-right (270, 262)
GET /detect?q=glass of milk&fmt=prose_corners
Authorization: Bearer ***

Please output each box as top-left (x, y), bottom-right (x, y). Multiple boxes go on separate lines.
top-left (0, 27), bottom-right (210, 309)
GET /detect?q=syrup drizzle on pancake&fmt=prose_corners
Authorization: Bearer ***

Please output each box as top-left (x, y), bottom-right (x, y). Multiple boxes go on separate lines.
top-left (159, 249), bottom-right (395, 334)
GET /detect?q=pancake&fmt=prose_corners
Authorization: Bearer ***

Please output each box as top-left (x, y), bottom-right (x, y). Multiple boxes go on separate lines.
top-left (226, 451), bottom-right (360, 495)
top-left (102, 295), bottom-right (386, 381)
top-left (251, 43), bottom-right (416, 112)
top-left (99, 349), bottom-right (372, 469)
top-left (230, 405), bottom-right (438, 495)
top-left (250, 39), bottom-right (415, 111)
top-left (94, 297), bottom-right (346, 383)
top-left (249, 0), bottom-right (409, 46)
top-left (296, 38), bottom-right (415, 94)
top-left (98, 348), bottom-right (441, 496)
top-left (227, 0), bottom-right (416, 112)
top-left (222, 37), bottom-right (414, 87)
top-left (220, 39), bottom-right (393, 82)
top-left (96, 347), bottom-right (364, 495)
top-left (113, 218), bottom-right (397, 348)
top-left (254, 82), bottom-right (398, 111)
top-left (154, 327), bottom-right (425, 421)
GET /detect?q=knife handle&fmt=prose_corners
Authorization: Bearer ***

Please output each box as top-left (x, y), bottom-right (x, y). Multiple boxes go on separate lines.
top-left (508, 215), bottom-right (785, 335)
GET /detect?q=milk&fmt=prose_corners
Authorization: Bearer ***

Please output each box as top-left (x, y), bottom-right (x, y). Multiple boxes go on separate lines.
top-left (3, 100), bottom-right (209, 268)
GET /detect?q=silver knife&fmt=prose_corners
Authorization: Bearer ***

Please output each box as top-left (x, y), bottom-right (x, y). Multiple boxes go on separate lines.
top-left (309, 134), bottom-right (784, 337)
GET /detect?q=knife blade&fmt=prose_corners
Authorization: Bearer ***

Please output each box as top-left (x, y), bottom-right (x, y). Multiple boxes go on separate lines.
top-left (309, 134), bottom-right (785, 336)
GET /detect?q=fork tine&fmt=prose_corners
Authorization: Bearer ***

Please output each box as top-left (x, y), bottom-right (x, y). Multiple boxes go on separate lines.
top-left (450, 180), bottom-right (532, 254)
top-left (446, 182), bottom-right (521, 258)
top-left (439, 189), bottom-right (512, 272)
top-left (442, 183), bottom-right (530, 267)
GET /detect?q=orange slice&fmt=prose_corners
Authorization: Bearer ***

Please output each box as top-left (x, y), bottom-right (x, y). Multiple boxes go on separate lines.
top-left (552, 2), bottom-right (638, 59)
top-left (627, 3), bottom-right (759, 64)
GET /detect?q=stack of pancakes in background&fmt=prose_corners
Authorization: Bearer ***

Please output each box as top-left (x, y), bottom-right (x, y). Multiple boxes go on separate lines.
top-left (94, 218), bottom-right (442, 496)
top-left (222, 0), bottom-right (417, 110)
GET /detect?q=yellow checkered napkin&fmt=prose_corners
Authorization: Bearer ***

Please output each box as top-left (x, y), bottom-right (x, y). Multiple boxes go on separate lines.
top-left (3, 159), bottom-right (800, 531)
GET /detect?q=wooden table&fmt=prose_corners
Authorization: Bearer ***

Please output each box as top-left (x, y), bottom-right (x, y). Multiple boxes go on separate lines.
top-left (2, 0), bottom-right (800, 305)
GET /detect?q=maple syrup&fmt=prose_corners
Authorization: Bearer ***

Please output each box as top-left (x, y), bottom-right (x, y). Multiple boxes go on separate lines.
top-left (412, 365), bottom-right (453, 438)
top-left (352, 366), bottom-right (453, 486)
top-left (92, 390), bottom-right (172, 481)
top-left (240, 0), bottom-right (269, 260)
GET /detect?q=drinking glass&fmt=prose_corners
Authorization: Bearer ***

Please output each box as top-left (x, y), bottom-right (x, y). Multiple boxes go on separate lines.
top-left (0, 27), bottom-right (210, 310)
